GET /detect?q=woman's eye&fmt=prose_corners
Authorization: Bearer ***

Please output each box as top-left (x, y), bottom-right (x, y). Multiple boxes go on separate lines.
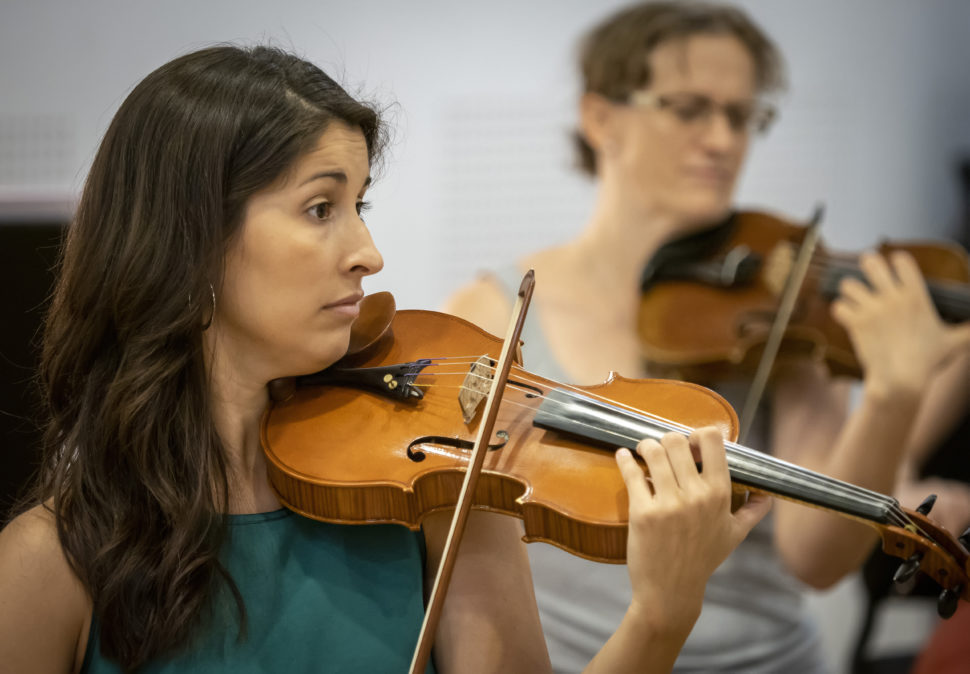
top-left (356, 200), bottom-right (372, 217)
top-left (308, 202), bottom-right (332, 221)
top-left (670, 101), bottom-right (707, 122)
top-left (724, 105), bottom-right (754, 133)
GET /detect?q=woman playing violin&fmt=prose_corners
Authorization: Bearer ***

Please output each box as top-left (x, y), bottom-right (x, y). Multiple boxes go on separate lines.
top-left (444, 2), bottom-right (970, 672)
top-left (0, 45), bottom-right (769, 673)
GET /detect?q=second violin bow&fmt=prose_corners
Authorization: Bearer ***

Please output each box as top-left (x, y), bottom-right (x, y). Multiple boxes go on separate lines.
top-left (739, 205), bottom-right (824, 443)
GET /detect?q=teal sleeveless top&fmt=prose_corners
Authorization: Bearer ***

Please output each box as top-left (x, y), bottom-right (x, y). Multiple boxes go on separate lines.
top-left (81, 510), bottom-right (435, 673)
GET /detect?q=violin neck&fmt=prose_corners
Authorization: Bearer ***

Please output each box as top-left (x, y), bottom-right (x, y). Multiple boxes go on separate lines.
top-left (533, 387), bottom-right (897, 525)
top-left (820, 267), bottom-right (970, 323)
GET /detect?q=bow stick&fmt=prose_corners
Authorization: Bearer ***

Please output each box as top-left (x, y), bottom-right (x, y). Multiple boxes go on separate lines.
top-left (409, 270), bottom-right (536, 673)
top-left (739, 205), bottom-right (823, 442)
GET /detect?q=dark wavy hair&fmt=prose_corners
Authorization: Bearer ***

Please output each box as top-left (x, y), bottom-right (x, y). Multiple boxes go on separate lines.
top-left (575, 1), bottom-right (785, 175)
top-left (30, 45), bottom-right (386, 671)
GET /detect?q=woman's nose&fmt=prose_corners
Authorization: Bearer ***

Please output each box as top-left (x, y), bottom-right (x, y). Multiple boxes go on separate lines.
top-left (346, 217), bottom-right (384, 277)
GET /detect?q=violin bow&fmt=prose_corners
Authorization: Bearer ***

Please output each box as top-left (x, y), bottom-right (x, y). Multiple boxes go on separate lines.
top-left (408, 270), bottom-right (536, 674)
top-left (739, 205), bottom-right (824, 443)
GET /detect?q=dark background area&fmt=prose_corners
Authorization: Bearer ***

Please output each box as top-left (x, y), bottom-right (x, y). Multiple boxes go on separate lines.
top-left (0, 222), bottom-right (65, 523)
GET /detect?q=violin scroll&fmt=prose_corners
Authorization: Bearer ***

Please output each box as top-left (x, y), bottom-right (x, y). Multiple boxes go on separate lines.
top-left (881, 505), bottom-right (970, 616)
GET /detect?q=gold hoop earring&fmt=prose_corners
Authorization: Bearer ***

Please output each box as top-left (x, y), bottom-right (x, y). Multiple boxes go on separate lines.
top-left (201, 282), bottom-right (216, 331)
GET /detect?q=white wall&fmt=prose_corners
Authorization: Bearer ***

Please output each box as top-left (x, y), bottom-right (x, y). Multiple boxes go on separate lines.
top-left (2, 2), bottom-right (967, 670)
top-left (3, 1), bottom-right (969, 309)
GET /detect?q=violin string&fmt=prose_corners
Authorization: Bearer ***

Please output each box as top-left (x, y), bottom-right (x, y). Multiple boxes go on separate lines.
top-left (506, 373), bottom-right (913, 528)
top-left (407, 378), bottom-right (785, 504)
top-left (392, 350), bottom-right (943, 533)
top-left (411, 376), bottom-right (920, 533)
top-left (510, 370), bottom-right (920, 530)
top-left (399, 356), bottom-right (919, 530)
top-left (405, 361), bottom-right (917, 530)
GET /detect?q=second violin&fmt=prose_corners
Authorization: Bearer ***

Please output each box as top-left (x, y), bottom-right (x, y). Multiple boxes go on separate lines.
top-left (638, 209), bottom-right (970, 380)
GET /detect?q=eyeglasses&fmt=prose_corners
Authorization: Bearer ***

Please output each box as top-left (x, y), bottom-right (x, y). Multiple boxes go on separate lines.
top-left (627, 90), bottom-right (777, 136)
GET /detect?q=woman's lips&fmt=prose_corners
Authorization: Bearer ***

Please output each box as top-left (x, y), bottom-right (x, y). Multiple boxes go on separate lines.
top-left (686, 166), bottom-right (732, 185)
top-left (323, 294), bottom-right (363, 318)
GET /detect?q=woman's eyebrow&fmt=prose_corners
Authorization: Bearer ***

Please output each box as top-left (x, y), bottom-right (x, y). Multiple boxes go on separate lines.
top-left (299, 170), bottom-right (347, 187)
top-left (298, 173), bottom-right (372, 192)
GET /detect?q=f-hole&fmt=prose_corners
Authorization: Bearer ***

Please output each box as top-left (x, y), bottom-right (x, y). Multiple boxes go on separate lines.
top-left (407, 431), bottom-right (510, 462)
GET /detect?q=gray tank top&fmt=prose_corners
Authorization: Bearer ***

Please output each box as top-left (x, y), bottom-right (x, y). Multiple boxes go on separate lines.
top-left (489, 266), bottom-right (828, 674)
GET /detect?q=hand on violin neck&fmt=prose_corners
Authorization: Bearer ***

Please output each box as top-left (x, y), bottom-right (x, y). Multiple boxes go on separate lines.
top-left (615, 427), bottom-right (771, 631)
top-left (831, 250), bottom-right (970, 397)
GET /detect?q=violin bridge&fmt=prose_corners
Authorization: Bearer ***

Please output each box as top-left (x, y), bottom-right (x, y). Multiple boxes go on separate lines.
top-left (458, 355), bottom-right (493, 424)
top-left (763, 241), bottom-right (796, 298)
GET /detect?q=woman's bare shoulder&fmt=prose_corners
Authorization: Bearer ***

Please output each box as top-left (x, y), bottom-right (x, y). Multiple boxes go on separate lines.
top-left (441, 274), bottom-right (513, 336)
top-left (4, 502), bottom-right (54, 535)
top-left (0, 504), bottom-right (92, 674)
top-left (1, 504), bottom-right (73, 560)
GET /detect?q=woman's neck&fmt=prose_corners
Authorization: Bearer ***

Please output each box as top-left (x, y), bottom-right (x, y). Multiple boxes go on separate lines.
top-left (563, 190), bottom-right (688, 298)
top-left (204, 341), bottom-right (281, 513)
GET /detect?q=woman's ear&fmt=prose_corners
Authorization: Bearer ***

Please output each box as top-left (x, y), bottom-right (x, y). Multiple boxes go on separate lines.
top-left (579, 92), bottom-right (619, 157)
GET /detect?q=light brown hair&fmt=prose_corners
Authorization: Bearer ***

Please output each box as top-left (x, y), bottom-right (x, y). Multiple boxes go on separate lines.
top-left (575, 1), bottom-right (785, 175)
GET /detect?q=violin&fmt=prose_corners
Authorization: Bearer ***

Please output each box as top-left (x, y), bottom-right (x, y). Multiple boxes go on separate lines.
top-left (638, 209), bottom-right (970, 381)
top-left (261, 292), bottom-right (969, 620)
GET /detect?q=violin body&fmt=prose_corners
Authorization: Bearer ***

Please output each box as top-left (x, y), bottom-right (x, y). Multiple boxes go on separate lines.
top-left (263, 309), bottom-right (737, 563)
top-left (638, 210), bottom-right (970, 379)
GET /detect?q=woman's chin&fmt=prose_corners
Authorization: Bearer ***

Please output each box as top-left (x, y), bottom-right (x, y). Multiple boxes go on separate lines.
top-left (274, 340), bottom-right (352, 380)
